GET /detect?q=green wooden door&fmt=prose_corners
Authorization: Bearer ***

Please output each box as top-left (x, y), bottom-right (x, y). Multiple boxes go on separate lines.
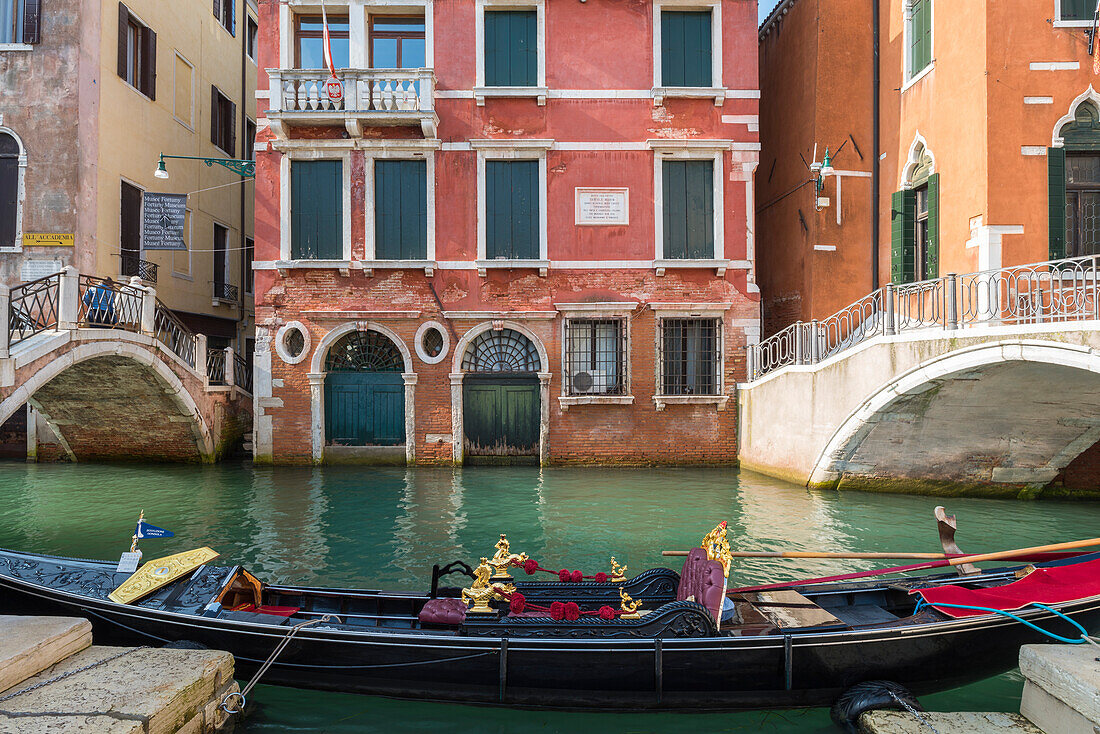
top-left (375, 159), bottom-right (427, 260)
top-left (325, 372), bottom-right (404, 446)
top-left (291, 160), bottom-right (342, 259)
top-left (663, 159), bottom-right (714, 259)
top-left (463, 376), bottom-right (539, 457)
top-left (486, 160), bottom-right (539, 259)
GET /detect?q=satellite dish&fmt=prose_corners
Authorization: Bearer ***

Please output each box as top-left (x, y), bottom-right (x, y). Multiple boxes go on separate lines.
top-left (573, 371), bottom-right (594, 391)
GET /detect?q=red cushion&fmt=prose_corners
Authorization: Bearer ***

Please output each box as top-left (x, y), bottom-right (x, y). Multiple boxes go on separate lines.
top-left (419, 597), bottom-right (468, 626)
top-left (677, 547), bottom-right (726, 622)
top-left (231, 604), bottom-right (300, 617)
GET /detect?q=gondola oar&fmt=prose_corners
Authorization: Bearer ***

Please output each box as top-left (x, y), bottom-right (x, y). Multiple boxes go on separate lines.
top-left (663, 550), bottom-right (955, 560)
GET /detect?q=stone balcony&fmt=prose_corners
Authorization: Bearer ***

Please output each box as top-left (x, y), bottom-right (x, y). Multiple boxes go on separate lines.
top-left (266, 68), bottom-right (438, 139)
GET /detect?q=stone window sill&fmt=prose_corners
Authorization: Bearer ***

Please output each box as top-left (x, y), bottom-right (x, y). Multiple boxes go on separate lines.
top-left (477, 259), bottom-right (550, 277)
top-left (275, 259), bottom-right (353, 276)
top-left (652, 86), bottom-right (725, 107)
top-left (558, 395), bottom-right (635, 410)
top-left (474, 86), bottom-right (548, 106)
top-left (0, 43), bottom-right (33, 52)
top-left (901, 63), bottom-right (934, 93)
top-left (654, 258), bottom-right (729, 276)
top-left (653, 395), bottom-right (729, 411)
top-left (360, 259), bottom-right (437, 276)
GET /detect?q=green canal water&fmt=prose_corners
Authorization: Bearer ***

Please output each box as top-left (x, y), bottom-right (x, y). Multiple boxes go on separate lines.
top-left (1, 462), bottom-right (1099, 732)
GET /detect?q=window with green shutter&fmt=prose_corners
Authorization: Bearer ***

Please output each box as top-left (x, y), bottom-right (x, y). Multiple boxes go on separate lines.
top-left (291, 160), bottom-right (343, 260)
top-left (924, 173), bottom-right (939, 278)
top-left (484, 10), bottom-right (536, 87)
top-left (891, 189), bottom-right (916, 284)
top-left (661, 10), bottom-right (712, 87)
top-left (907, 0), bottom-right (931, 79)
top-left (375, 159), bottom-right (427, 260)
top-left (663, 159), bottom-right (714, 259)
top-left (1061, 0), bottom-right (1093, 20)
top-left (1049, 147), bottom-right (1067, 261)
top-left (486, 160), bottom-right (539, 259)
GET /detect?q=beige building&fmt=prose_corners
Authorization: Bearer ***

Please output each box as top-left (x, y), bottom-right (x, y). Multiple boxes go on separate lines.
top-left (1, 0), bottom-right (256, 357)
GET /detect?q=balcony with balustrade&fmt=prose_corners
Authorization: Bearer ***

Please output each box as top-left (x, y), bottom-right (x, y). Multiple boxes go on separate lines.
top-left (266, 68), bottom-right (437, 139)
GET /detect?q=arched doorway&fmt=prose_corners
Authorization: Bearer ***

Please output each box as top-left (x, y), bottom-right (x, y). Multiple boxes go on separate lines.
top-left (460, 327), bottom-right (542, 461)
top-left (324, 329), bottom-right (405, 447)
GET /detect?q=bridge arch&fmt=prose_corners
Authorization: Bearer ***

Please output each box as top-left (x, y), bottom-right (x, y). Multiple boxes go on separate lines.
top-left (0, 339), bottom-right (215, 461)
top-left (809, 340), bottom-right (1100, 493)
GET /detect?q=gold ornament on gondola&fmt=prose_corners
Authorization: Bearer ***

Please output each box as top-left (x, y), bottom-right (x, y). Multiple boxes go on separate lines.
top-left (488, 534), bottom-right (528, 581)
top-left (609, 556), bottom-right (628, 582)
top-left (461, 557), bottom-right (516, 614)
top-left (618, 586), bottom-right (642, 620)
top-left (701, 521), bottom-right (733, 578)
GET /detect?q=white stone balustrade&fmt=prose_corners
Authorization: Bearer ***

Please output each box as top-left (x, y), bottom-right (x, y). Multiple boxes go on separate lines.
top-left (269, 68), bottom-right (435, 114)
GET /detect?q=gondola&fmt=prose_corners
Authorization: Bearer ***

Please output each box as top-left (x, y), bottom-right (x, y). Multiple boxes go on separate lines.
top-left (1, 523), bottom-right (1099, 712)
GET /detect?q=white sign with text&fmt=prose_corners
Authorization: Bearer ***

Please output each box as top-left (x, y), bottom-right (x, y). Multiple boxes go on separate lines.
top-left (575, 188), bottom-right (629, 226)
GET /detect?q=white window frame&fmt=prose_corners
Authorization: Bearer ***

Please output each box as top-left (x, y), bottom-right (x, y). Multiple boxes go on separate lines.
top-left (1054, 0), bottom-right (1095, 27)
top-left (172, 207), bottom-right (194, 280)
top-left (473, 0), bottom-right (547, 105)
top-left (651, 0), bottom-right (724, 106)
top-left (648, 139), bottom-right (731, 275)
top-left (0, 126), bottom-right (27, 253)
top-left (471, 139), bottom-right (552, 275)
top-left (279, 148), bottom-right (354, 265)
top-left (651, 303), bottom-right (730, 411)
top-left (362, 139), bottom-right (439, 275)
top-left (556, 302), bottom-right (637, 409)
top-left (173, 51), bottom-right (195, 131)
top-left (356, 1), bottom-right (435, 70)
top-left (901, 0), bottom-right (934, 90)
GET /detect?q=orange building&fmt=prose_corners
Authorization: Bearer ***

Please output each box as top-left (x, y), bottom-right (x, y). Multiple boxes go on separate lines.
top-left (758, 0), bottom-right (1100, 336)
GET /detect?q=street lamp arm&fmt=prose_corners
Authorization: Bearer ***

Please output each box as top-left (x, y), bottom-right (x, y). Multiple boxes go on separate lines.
top-left (156, 153), bottom-right (255, 179)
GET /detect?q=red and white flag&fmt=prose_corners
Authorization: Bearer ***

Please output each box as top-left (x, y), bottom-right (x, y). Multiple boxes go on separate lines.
top-left (320, 0), bottom-right (343, 103)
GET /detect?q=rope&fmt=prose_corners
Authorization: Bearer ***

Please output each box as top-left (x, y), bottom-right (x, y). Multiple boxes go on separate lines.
top-left (0, 646), bottom-right (150, 704)
top-left (885, 688), bottom-right (942, 734)
top-left (915, 599), bottom-right (1100, 646)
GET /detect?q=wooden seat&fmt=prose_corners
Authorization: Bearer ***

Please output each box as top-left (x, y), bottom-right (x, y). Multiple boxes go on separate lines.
top-left (739, 590), bottom-right (845, 629)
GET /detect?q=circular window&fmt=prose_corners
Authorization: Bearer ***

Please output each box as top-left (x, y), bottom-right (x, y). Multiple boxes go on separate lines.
top-left (275, 321), bottom-right (311, 365)
top-left (415, 321), bottom-right (450, 365)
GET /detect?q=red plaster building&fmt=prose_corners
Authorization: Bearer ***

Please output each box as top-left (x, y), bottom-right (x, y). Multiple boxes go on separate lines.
top-left (252, 0), bottom-right (760, 465)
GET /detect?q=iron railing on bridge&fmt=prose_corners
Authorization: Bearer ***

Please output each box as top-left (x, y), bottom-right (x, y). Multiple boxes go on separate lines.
top-left (153, 302), bottom-right (198, 369)
top-left (206, 348), bottom-right (227, 385)
top-left (77, 275), bottom-right (144, 331)
top-left (8, 272), bottom-right (60, 348)
top-left (233, 353), bottom-right (252, 393)
top-left (747, 254), bottom-right (1100, 381)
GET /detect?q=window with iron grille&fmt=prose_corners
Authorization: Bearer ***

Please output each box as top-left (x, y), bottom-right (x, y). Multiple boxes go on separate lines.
top-left (660, 318), bottom-right (721, 396)
top-left (565, 319), bottom-right (626, 396)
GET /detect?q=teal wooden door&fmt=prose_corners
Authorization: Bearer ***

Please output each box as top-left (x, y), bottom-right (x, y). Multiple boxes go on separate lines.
top-left (463, 377), bottom-right (539, 456)
top-left (324, 372), bottom-right (404, 446)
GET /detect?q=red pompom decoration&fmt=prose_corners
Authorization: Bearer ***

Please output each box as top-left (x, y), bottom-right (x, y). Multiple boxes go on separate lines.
top-left (509, 592), bottom-right (526, 614)
top-left (563, 602), bottom-right (581, 621)
top-left (598, 605), bottom-right (617, 620)
top-left (558, 569), bottom-right (571, 582)
top-left (594, 572), bottom-right (608, 584)
top-left (523, 559), bottom-right (539, 575)
top-left (570, 570), bottom-right (583, 583)
top-left (550, 601), bottom-right (565, 620)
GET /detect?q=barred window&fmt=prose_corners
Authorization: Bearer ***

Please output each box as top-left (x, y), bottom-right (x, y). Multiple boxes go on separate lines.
top-left (660, 318), bottom-right (720, 396)
top-left (565, 319), bottom-right (625, 395)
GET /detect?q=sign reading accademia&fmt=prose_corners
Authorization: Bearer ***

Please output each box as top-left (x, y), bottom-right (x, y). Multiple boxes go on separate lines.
top-left (23, 233), bottom-right (75, 247)
top-left (575, 188), bottom-right (629, 226)
top-left (142, 193), bottom-right (188, 250)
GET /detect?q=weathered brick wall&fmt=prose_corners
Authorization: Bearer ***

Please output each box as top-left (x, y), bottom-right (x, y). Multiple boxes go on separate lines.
top-left (762, 292), bottom-right (803, 340)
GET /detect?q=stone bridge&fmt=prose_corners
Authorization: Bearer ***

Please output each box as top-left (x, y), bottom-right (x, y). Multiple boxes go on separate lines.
top-left (740, 257), bottom-right (1100, 498)
top-left (0, 268), bottom-right (252, 463)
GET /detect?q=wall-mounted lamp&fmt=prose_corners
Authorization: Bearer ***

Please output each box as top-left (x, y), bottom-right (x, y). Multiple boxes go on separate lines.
top-left (153, 153), bottom-right (256, 180)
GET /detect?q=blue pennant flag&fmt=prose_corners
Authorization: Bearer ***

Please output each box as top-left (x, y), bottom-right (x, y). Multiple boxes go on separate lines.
top-left (136, 520), bottom-right (174, 539)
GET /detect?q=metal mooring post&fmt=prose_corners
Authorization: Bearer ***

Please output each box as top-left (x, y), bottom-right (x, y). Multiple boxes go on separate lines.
top-left (793, 321), bottom-right (804, 365)
top-left (884, 283), bottom-right (895, 336)
top-left (810, 319), bottom-right (820, 363)
top-left (946, 273), bottom-right (958, 330)
top-left (746, 347), bottom-right (755, 381)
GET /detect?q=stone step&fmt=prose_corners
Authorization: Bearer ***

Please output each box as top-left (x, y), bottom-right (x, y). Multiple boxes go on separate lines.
top-left (859, 711), bottom-right (1043, 733)
top-left (0, 643), bottom-right (238, 734)
top-left (1019, 643), bottom-right (1100, 734)
top-left (0, 615), bottom-right (92, 693)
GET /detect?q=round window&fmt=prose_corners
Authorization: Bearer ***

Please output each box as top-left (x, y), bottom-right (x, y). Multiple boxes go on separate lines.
top-left (415, 321), bottom-right (450, 365)
top-left (275, 322), bottom-right (312, 365)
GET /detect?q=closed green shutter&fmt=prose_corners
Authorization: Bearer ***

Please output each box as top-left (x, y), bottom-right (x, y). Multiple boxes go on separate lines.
top-left (375, 159), bottom-right (427, 260)
top-left (291, 160), bottom-right (342, 260)
top-left (909, 0), bottom-right (931, 77)
top-left (486, 160), bottom-right (539, 259)
top-left (663, 159), bottom-right (714, 259)
top-left (484, 10), bottom-right (536, 87)
top-left (890, 189), bottom-right (916, 284)
top-left (925, 173), bottom-right (939, 278)
top-left (1049, 147), bottom-right (1067, 261)
top-left (661, 10), bottom-right (711, 87)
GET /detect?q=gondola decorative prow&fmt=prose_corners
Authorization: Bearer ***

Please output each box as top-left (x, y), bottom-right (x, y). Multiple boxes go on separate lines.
top-left (619, 587), bottom-right (642, 619)
top-left (935, 506), bottom-right (980, 576)
top-left (461, 558), bottom-right (515, 614)
top-left (609, 556), bottom-right (628, 582)
top-left (108, 547), bottom-right (220, 604)
top-left (488, 534), bottom-right (527, 582)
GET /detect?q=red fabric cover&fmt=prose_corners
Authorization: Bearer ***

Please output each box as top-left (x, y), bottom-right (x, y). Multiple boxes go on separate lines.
top-left (677, 547), bottom-right (726, 622)
top-left (915, 558), bottom-right (1100, 619)
top-left (418, 597), bottom-right (468, 626)
top-left (231, 604), bottom-right (300, 617)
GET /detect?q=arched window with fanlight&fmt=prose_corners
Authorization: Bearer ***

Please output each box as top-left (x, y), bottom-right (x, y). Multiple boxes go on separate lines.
top-left (0, 132), bottom-right (21, 250)
top-left (461, 328), bottom-right (541, 373)
top-left (890, 141), bottom-right (939, 284)
top-left (1050, 100), bottom-right (1100, 260)
top-left (323, 328), bottom-right (406, 447)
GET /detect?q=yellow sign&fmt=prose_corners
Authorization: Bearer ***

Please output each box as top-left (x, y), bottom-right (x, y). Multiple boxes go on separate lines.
top-left (108, 547), bottom-right (220, 604)
top-left (23, 233), bottom-right (74, 247)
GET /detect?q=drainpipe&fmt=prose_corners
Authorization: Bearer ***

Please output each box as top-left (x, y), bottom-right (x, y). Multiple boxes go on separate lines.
top-left (239, 0), bottom-right (248, 353)
top-left (871, 0), bottom-right (881, 290)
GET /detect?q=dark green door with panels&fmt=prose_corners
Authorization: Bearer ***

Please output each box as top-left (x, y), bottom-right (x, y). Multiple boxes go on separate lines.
top-left (463, 377), bottom-right (540, 457)
top-left (291, 160), bottom-right (342, 260)
top-left (486, 160), bottom-right (539, 259)
top-left (375, 159), bottom-right (427, 260)
top-left (323, 330), bottom-right (405, 447)
top-left (890, 173), bottom-right (938, 284)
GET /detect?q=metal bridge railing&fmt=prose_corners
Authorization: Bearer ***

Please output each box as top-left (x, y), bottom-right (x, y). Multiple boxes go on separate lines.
top-left (8, 272), bottom-right (60, 348)
top-left (153, 302), bottom-right (198, 369)
top-left (233, 353), bottom-right (253, 394)
top-left (747, 254), bottom-right (1100, 382)
top-left (77, 275), bottom-right (144, 332)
